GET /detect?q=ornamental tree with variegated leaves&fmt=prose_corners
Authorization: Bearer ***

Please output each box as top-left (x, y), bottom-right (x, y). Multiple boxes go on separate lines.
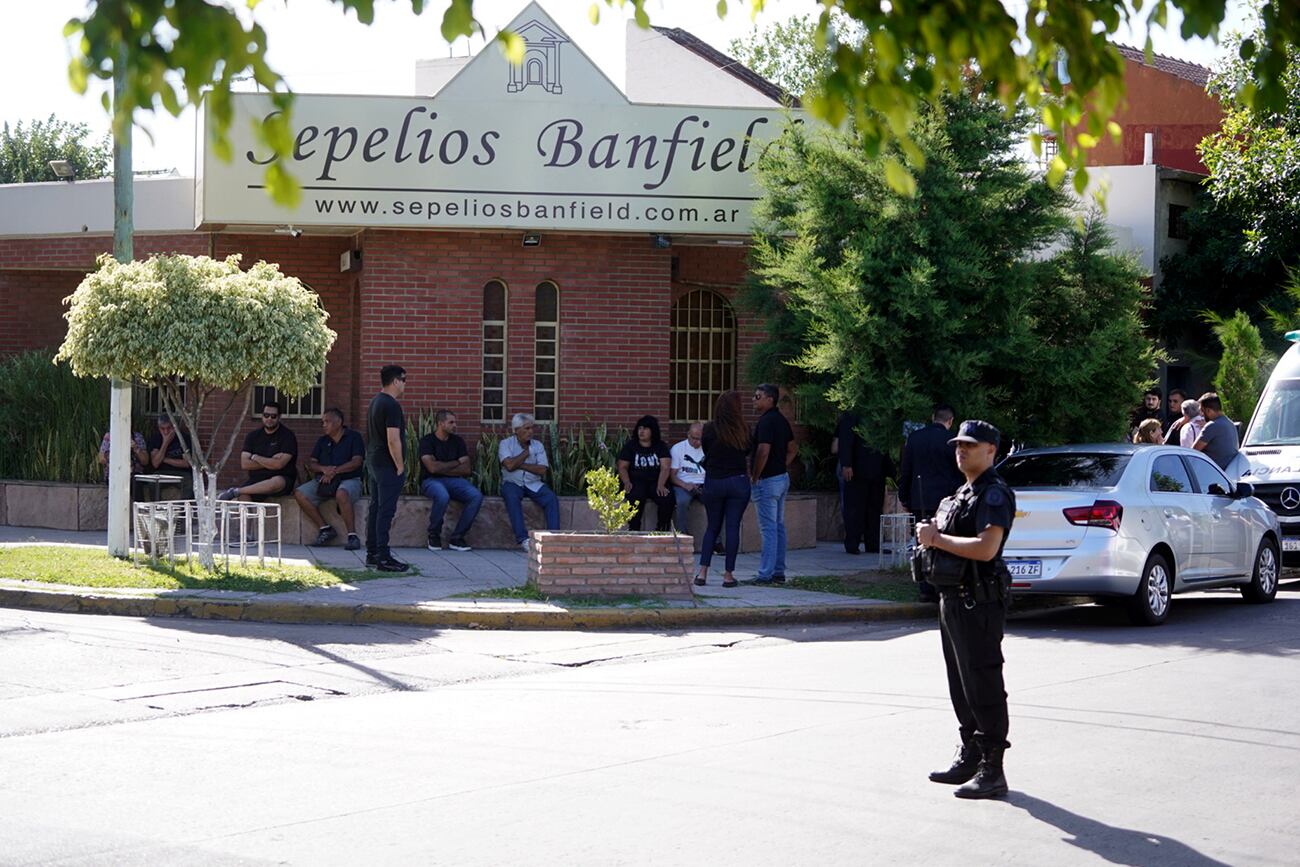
top-left (56, 253), bottom-right (335, 567)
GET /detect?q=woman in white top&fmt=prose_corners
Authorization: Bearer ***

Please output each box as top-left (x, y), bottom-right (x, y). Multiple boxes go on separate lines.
top-left (1178, 398), bottom-right (1205, 448)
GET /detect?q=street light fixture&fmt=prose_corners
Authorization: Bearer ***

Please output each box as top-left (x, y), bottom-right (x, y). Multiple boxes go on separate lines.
top-left (48, 160), bottom-right (75, 182)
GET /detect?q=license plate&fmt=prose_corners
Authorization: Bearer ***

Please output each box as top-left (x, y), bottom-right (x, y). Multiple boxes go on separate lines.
top-left (1284, 538), bottom-right (1300, 552)
top-left (1006, 559), bottom-right (1043, 578)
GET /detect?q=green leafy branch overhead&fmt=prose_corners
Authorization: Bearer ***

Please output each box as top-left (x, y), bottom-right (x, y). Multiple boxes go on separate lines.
top-left (66, 0), bottom-right (1300, 203)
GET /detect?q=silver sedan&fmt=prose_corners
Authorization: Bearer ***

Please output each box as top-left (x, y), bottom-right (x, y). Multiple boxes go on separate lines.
top-left (996, 443), bottom-right (1280, 625)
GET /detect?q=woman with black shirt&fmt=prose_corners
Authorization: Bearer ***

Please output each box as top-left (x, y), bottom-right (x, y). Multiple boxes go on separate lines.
top-left (617, 415), bottom-right (674, 531)
top-left (695, 390), bottom-right (752, 588)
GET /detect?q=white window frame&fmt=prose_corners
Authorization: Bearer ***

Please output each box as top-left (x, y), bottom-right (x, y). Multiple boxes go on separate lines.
top-left (669, 289), bottom-right (737, 423)
top-left (482, 279), bottom-right (508, 424)
top-left (135, 377), bottom-right (187, 417)
top-left (533, 280), bottom-right (559, 423)
top-left (251, 370), bottom-right (325, 419)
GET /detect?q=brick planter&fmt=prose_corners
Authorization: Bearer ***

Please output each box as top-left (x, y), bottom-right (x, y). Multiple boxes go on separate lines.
top-left (527, 531), bottom-right (695, 599)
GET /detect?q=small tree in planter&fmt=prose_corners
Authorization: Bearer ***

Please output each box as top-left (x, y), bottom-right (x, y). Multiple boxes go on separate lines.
top-left (56, 254), bottom-right (335, 568)
top-left (528, 467), bottom-right (693, 598)
top-left (584, 466), bottom-right (637, 533)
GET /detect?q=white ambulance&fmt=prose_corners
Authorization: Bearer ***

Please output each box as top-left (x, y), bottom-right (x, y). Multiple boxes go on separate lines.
top-left (1228, 334), bottom-right (1300, 565)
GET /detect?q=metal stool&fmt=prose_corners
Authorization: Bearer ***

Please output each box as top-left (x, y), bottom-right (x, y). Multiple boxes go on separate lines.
top-left (878, 513), bottom-right (915, 567)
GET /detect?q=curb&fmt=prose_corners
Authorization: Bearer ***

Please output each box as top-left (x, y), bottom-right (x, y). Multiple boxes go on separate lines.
top-left (0, 585), bottom-right (935, 630)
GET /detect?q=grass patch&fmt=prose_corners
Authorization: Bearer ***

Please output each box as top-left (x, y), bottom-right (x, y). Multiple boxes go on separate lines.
top-left (0, 545), bottom-right (397, 593)
top-left (457, 584), bottom-right (669, 608)
top-left (762, 572), bottom-right (923, 602)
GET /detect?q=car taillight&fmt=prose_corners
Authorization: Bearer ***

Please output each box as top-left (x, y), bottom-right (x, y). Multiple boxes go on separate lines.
top-left (1063, 500), bottom-right (1123, 532)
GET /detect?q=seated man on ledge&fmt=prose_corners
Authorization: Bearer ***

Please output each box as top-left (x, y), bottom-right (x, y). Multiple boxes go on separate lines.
top-left (419, 409), bottom-right (483, 552)
top-left (219, 401), bottom-right (299, 501)
top-left (498, 412), bottom-right (560, 552)
top-left (295, 407), bottom-right (364, 550)
top-left (147, 414), bottom-right (195, 497)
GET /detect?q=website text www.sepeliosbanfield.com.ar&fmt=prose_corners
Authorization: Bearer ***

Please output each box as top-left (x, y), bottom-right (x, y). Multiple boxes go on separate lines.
top-left (310, 194), bottom-right (748, 227)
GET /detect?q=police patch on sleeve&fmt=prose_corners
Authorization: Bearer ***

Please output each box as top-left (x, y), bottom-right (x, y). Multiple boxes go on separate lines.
top-left (985, 487), bottom-right (1007, 507)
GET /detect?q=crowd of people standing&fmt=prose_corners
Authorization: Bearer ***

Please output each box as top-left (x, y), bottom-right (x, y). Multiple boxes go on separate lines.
top-left (1130, 387), bottom-right (1241, 470)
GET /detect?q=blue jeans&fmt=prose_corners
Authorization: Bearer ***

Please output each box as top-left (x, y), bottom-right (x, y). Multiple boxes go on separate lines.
top-left (421, 477), bottom-right (483, 542)
top-left (699, 474), bottom-right (750, 573)
top-left (673, 484), bottom-right (702, 532)
top-left (751, 472), bottom-right (789, 579)
top-left (366, 464), bottom-right (404, 559)
top-left (500, 481), bottom-right (561, 543)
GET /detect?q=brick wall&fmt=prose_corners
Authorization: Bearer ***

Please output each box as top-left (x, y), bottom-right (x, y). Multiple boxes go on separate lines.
top-left (357, 229), bottom-right (676, 439)
top-left (527, 530), bottom-right (695, 598)
top-left (1, 228), bottom-right (797, 485)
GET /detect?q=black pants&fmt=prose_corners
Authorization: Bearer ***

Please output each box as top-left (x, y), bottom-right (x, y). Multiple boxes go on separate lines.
top-left (366, 464), bottom-right (403, 559)
top-left (626, 478), bottom-right (673, 532)
top-left (842, 474), bottom-right (886, 553)
top-left (939, 592), bottom-right (1009, 750)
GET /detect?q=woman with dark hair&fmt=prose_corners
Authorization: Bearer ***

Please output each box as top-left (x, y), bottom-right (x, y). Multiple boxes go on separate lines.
top-left (617, 414), bottom-right (674, 531)
top-left (695, 390), bottom-right (752, 588)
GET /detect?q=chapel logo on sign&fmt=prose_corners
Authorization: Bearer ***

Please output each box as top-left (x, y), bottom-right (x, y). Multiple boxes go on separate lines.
top-left (508, 19), bottom-right (567, 95)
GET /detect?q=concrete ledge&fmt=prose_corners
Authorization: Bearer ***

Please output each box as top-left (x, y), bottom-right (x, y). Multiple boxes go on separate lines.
top-left (1, 480), bottom-right (840, 550)
top-left (0, 582), bottom-right (933, 629)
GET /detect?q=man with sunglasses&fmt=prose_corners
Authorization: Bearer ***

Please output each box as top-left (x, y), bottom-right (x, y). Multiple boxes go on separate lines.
top-left (218, 401), bottom-right (299, 501)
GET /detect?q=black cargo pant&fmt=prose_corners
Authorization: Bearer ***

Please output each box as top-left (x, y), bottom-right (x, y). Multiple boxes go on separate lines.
top-left (939, 591), bottom-right (1009, 750)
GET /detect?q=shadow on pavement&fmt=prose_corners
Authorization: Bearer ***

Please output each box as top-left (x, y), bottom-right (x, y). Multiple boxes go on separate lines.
top-left (1006, 588), bottom-right (1300, 657)
top-left (1007, 792), bottom-right (1231, 867)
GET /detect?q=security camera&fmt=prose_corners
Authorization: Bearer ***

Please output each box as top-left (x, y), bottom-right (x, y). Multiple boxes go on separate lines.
top-left (276, 225), bottom-right (303, 238)
top-left (289, 228), bottom-right (303, 238)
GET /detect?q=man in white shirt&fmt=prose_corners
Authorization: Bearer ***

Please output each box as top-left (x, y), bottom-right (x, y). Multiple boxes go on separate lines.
top-left (670, 423), bottom-right (706, 533)
top-left (498, 413), bottom-right (561, 550)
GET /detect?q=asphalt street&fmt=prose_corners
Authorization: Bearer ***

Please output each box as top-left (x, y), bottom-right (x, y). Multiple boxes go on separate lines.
top-left (2, 586), bottom-right (1298, 866)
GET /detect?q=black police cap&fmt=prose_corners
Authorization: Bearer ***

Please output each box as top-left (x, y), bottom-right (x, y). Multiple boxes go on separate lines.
top-left (948, 419), bottom-right (1000, 447)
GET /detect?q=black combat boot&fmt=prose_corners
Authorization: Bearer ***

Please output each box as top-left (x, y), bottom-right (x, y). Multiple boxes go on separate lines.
top-left (928, 742), bottom-right (980, 785)
top-left (954, 744), bottom-right (1008, 799)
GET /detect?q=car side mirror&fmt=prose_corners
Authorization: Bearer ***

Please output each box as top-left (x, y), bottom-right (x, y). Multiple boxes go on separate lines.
top-left (1233, 482), bottom-right (1254, 499)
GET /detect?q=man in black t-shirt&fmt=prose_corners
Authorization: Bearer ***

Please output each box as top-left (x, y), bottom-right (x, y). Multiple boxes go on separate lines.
top-left (365, 364), bottom-right (409, 571)
top-left (750, 384), bottom-right (797, 584)
top-left (419, 409), bottom-right (483, 552)
top-left (218, 401), bottom-right (298, 502)
top-left (146, 415), bottom-right (194, 498)
top-left (616, 415), bottom-right (673, 532)
top-left (294, 408), bottom-right (366, 550)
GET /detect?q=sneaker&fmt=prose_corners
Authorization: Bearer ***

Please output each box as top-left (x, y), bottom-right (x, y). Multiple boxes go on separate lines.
top-left (217, 487), bottom-right (240, 501)
top-left (311, 526), bottom-right (338, 546)
top-left (365, 552), bottom-right (379, 566)
top-left (752, 577), bottom-right (775, 586)
top-left (448, 538), bottom-right (472, 552)
top-left (520, 538), bottom-right (531, 553)
top-left (427, 536), bottom-right (442, 553)
top-left (344, 534), bottom-right (361, 551)
top-left (773, 574), bottom-right (787, 584)
top-left (376, 557), bottom-right (410, 573)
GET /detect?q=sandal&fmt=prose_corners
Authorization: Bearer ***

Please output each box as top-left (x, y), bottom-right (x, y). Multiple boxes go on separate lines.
top-left (721, 578), bottom-right (738, 588)
top-left (693, 575), bottom-right (706, 586)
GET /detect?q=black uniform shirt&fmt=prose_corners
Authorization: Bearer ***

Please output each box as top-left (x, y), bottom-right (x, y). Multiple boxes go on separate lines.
top-left (936, 466), bottom-right (1016, 585)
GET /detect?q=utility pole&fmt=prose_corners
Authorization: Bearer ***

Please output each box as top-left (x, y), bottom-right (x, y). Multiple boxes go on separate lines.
top-left (106, 46), bottom-right (133, 557)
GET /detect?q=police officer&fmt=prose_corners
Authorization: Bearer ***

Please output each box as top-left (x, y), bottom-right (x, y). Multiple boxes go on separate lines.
top-left (914, 419), bottom-right (1015, 799)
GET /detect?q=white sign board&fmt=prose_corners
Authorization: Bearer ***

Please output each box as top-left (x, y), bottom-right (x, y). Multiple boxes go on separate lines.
top-left (197, 3), bottom-right (796, 235)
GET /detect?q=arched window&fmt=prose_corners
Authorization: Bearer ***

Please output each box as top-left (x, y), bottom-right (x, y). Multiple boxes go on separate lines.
top-left (482, 280), bottom-right (507, 423)
top-left (534, 281), bottom-right (559, 422)
top-left (670, 290), bottom-right (736, 423)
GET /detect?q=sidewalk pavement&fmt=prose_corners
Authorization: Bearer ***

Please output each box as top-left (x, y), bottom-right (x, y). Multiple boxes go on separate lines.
top-left (0, 525), bottom-right (933, 629)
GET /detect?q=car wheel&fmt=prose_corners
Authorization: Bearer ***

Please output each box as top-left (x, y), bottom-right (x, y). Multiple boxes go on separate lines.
top-left (1128, 552), bottom-right (1172, 626)
top-left (1241, 538), bottom-right (1279, 604)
